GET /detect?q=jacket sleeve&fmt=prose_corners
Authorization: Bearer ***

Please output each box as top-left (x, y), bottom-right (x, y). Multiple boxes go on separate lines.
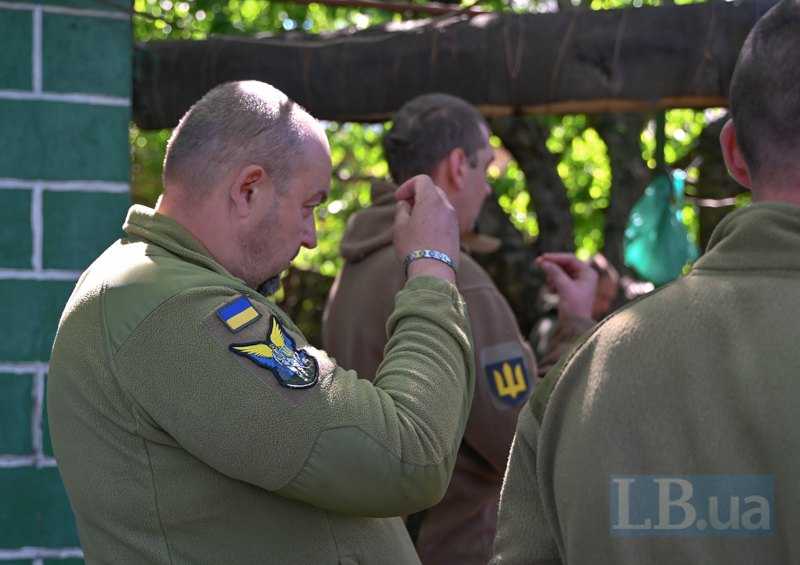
top-left (112, 276), bottom-right (474, 517)
top-left (491, 380), bottom-right (562, 565)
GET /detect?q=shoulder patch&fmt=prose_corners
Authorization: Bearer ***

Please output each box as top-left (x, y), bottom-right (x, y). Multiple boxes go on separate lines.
top-left (481, 342), bottom-right (531, 409)
top-left (230, 315), bottom-right (319, 389)
top-left (216, 295), bottom-right (261, 333)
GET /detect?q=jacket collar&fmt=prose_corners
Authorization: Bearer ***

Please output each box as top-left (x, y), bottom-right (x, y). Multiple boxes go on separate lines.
top-left (694, 202), bottom-right (800, 273)
top-left (122, 204), bottom-right (239, 280)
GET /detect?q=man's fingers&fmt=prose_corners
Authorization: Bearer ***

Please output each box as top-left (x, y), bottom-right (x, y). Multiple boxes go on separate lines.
top-left (395, 179), bottom-right (416, 203)
top-left (395, 174), bottom-right (433, 204)
top-left (537, 253), bottom-right (595, 280)
top-left (539, 260), bottom-right (571, 290)
top-left (394, 200), bottom-right (411, 229)
top-left (537, 253), bottom-right (586, 271)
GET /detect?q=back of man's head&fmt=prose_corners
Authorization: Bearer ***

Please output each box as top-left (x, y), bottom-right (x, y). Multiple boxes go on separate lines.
top-left (383, 93), bottom-right (487, 184)
top-left (162, 81), bottom-right (312, 196)
top-left (729, 0), bottom-right (800, 187)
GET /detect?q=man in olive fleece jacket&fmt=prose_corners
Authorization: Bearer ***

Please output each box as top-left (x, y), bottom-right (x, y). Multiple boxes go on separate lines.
top-left (325, 94), bottom-right (596, 565)
top-left (492, 2), bottom-right (800, 563)
top-left (48, 81), bottom-right (475, 564)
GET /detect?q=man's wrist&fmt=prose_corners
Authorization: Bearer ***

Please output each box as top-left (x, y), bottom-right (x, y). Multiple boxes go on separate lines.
top-left (407, 258), bottom-right (456, 283)
top-left (403, 249), bottom-right (456, 277)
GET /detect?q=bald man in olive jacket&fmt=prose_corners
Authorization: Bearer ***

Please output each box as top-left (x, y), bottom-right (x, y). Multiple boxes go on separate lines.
top-left (48, 82), bottom-right (475, 565)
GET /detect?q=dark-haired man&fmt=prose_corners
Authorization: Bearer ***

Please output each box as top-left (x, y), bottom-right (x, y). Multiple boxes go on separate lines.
top-left (47, 81), bottom-right (476, 564)
top-left (492, 1), bottom-right (800, 562)
top-left (324, 93), bottom-right (545, 565)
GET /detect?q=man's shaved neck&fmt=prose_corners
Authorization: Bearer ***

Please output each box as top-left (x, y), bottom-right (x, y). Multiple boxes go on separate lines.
top-left (156, 184), bottom-right (243, 273)
top-left (748, 165), bottom-right (800, 207)
top-left (752, 184), bottom-right (800, 207)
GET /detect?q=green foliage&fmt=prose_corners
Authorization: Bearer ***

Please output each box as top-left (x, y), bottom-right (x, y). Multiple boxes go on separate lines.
top-left (133, 0), bottom-right (400, 41)
top-left (640, 109), bottom-right (707, 169)
top-left (640, 109), bottom-right (710, 245)
top-left (130, 126), bottom-right (170, 205)
top-left (294, 122), bottom-right (388, 276)
top-left (549, 115), bottom-right (610, 258)
top-left (488, 134), bottom-right (539, 240)
top-left (131, 0), bottom-right (719, 275)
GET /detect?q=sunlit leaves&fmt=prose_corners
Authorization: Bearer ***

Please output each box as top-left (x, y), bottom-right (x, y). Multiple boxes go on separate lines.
top-left (640, 109), bottom-right (706, 169)
top-left (130, 126), bottom-right (171, 205)
top-left (290, 122), bottom-right (389, 275)
top-left (548, 115), bottom-right (609, 257)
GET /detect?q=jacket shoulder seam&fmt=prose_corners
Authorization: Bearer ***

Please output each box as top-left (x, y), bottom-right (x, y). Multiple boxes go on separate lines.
top-left (142, 437), bottom-right (176, 565)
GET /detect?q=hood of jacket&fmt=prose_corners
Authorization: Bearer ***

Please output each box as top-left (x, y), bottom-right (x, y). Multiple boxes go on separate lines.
top-left (340, 181), bottom-right (397, 263)
top-left (340, 180), bottom-right (501, 263)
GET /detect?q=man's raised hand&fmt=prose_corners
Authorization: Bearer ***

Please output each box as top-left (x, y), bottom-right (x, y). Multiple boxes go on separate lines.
top-left (537, 253), bottom-right (598, 321)
top-left (394, 175), bottom-right (459, 282)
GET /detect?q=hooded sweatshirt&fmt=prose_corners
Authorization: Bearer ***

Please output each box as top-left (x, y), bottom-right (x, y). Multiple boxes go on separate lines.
top-left (324, 181), bottom-right (537, 565)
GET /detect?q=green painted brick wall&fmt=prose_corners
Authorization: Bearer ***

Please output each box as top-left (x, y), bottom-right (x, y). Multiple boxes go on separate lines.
top-left (43, 191), bottom-right (128, 270)
top-left (0, 468), bottom-right (81, 548)
top-left (43, 14), bottom-right (131, 97)
top-left (0, 10), bottom-right (32, 90)
top-left (0, 373), bottom-right (33, 454)
top-left (0, 1), bottom-right (131, 562)
top-left (33, 0), bottom-right (129, 12)
top-left (0, 190), bottom-right (33, 269)
top-left (43, 376), bottom-right (54, 457)
top-left (0, 101), bottom-right (130, 182)
top-left (0, 280), bottom-right (74, 362)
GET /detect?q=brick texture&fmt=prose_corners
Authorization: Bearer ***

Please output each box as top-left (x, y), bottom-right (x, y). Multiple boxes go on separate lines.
top-left (0, 189), bottom-right (33, 269)
top-left (0, 10), bottom-right (32, 90)
top-left (0, 373), bottom-right (34, 454)
top-left (43, 191), bottom-right (129, 270)
top-left (43, 14), bottom-right (131, 97)
top-left (0, 2), bottom-right (130, 561)
top-left (0, 281), bottom-right (74, 362)
top-left (0, 468), bottom-right (81, 548)
top-left (32, 0), bottom-right (128, 12)
top-left (0, 101), bottom-right (130, 182)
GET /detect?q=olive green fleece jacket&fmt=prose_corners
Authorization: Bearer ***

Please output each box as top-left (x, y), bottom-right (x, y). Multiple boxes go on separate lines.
top-left (47, 205), bottom-right (475, 565)
top-left (493, 203), bottom-right (800, 564)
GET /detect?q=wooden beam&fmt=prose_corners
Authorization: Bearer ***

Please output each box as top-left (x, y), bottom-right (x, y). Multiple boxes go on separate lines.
top-left (133, 0), bottom-right (776, 129)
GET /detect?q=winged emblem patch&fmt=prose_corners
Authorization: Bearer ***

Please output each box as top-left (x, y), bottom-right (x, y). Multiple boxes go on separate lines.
top-left (230, 315), bottom-right (319, 389)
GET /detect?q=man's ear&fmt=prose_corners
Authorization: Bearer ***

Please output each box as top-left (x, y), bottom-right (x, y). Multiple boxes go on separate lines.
top-left (229, 165), bottom-right (270, 217)
top-left (720, 120), bottom-right (753, 189)
top-left (445, 147), bottom-right (467, 192)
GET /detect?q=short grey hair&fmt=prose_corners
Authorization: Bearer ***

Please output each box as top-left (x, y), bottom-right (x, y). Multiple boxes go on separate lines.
top-left (162, 81), bottom-right (313, 193)
top-left (383, 93), bottom-right (488, 184)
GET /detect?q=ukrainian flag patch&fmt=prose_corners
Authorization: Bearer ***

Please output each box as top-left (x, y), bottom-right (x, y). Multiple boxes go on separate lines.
top-left (217, 295), bottom-right (261, 333)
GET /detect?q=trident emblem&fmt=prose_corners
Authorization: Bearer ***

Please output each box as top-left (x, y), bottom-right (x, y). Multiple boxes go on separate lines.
top-left (493, 361), bottom-right (528, 400)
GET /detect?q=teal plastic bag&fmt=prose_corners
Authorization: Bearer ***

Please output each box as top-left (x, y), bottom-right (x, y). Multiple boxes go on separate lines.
top-left (624, 170), bottom-right (698, 286)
